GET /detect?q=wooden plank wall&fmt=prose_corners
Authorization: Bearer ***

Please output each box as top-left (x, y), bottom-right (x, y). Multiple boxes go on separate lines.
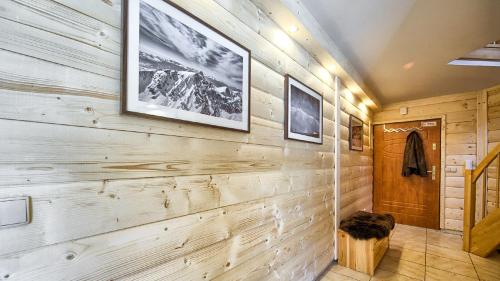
top-left (487, 86), bottom-right (500, 214)
top-left (0, 0), bottom-right (355, 280)
top-left (338, 84), bottom-right (373, 220)
top-left (374, 91), bottom-right (479, 231)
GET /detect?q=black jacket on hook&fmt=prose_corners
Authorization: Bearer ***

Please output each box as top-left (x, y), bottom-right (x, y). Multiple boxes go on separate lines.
top-left (402, 131), bottom-right (428, 177)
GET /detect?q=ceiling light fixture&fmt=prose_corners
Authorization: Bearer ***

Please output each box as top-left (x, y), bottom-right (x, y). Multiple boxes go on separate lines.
top-left (358, 102), bottom-right (368, 113)
top-left (344, 90), bottom-right (355, 103)
top-left (403, 61), bottom-right (415, 70)
top-left (289, 25), bottom-right (299, 33)
top-left (449, 40), bottom-right (500, 67)
top-left (449, 59), bottom-right (500, 67)
top-left (326, 64), bottom-right (337, 73)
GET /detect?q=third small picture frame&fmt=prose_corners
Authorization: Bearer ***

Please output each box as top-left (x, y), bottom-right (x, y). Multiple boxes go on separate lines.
top-left (349, 115), bottom-right (364, 151)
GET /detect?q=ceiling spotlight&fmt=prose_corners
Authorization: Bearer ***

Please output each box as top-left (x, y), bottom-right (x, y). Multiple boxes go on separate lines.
top-left (289, 25), bottom-right (299, 33)
top-left (326, 64), bottom-right (337, 72)
top-left (403, 61), bottom-right (415, 70)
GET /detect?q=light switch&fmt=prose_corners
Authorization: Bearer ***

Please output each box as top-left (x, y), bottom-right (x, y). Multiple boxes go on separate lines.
top-left (0, 197), bottom-right (31, 229)
top-left (446, 167), bottom-right (458, 173)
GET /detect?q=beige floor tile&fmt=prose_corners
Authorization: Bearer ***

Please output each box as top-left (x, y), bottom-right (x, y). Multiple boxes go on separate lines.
top-left (321, 225), bottom-right (500, 281)
top-left (394, 224), bottom-right (427, 235)
top-left (425, 266), bottom-right (479, 281)
top-left (321, 270), bottom-right (359, 281)
top-left (426, 244), bottom-right (471, 263)
top-left (426, 253), bottom-right (478, 279)
top-left (394, 224), bottom-right (426, 232)
top-left (391, 234), bottom-right (426, 245)
top-left (386, 248), bottom-right (426, 265)
top-left (474, 266), bottom-right (500, 281)
top-left (371, 268), bottom-right (421, 281)
top-left (426, 229), bottom-right (462, 250)
top-left (378, 255), bottom-right (425, 281)
top-left (392, 227), bottom-right (426, 238)
top-left (470, 251), bottom-right (500, 267)
top-left (470, 252), bottom-right (500, 281)
top-left (328, 265), bottom-right (371, 281)
top-left (390, 237), bottom-right (426, 253)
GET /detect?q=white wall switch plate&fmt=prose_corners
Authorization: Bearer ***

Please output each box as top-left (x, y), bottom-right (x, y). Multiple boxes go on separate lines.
top-left (445, 167), bottom-right (458, 173)
top-left (400, 107), bottom-right (408, 115)
top-left (0, 197), bottom-right (31, 229)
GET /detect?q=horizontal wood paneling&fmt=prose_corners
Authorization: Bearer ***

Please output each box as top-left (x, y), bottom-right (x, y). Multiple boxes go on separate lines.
top-left (339, 83), bottom-right (373, 220)
top-left (0, 169), bottom-right (333, 255)
top-left (486, 86), bottom-right (500, 215)
top-left (1, 187), bottom-right (333, 280)
top-left (0, 0), bottom-right (346, 279)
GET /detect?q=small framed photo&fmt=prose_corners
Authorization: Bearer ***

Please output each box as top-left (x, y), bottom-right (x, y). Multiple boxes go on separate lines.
top-left (284, 75), bottom-right (323, 144)
top-left (122, 0), bottom-right (251, 132)
top-left (349, 115), bottom-right (364, 151)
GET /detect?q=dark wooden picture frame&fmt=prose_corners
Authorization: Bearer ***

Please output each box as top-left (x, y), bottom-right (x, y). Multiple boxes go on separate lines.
top-left (349, 115), bottom-right (364, 151)
top-left (284, 74), bottom-right (323, 144)
top-left (122, 0), bottom-right (251, 132)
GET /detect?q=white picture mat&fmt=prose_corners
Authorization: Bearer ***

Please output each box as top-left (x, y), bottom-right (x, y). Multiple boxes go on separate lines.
top-left (125, 0), bottom-right (250, 131)
top-left (287, 76), bottom-right (323, 143)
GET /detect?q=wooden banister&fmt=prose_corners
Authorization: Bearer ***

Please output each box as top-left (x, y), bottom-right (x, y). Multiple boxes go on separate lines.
top-left (463, 169), bottom-right (475, 251)
top-left (497, 155), bottom-right (500, 208)
top-left (471, 144), bottom-right (500, 183)
top-left (463, 144), bottom-right (500, 252)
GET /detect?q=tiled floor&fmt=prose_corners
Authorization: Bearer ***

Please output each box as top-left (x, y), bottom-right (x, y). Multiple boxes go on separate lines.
top-left (319, 224), bottom-right (500, 281)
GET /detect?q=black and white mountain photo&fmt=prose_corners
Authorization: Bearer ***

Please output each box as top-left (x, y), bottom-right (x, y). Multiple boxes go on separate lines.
top-left (123, 0), bottom-right (250, 131)
top-left (290, 85), bottom-right (321, 137)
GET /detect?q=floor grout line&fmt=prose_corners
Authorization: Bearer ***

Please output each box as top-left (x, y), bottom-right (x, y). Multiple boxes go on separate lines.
top-left (319, 225), bottom-right (497, 281)
top-left (424, 228), bottom-right (428, 281)
top-left (468, 252), bottom-right (481, 280)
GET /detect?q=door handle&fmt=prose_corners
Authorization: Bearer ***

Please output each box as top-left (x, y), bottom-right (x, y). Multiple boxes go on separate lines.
top-left (427, 165), bottom-right (436, 180)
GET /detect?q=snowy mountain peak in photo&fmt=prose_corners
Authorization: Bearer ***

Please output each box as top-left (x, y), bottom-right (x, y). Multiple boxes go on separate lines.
top-left (138, 51), bottom-right (243, 121)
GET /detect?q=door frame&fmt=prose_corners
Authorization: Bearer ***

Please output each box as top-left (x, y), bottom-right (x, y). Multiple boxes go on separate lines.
top-left (373, 115), bottom-right (446, 229)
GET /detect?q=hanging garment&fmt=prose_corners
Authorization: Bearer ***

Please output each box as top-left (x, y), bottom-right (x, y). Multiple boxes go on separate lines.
top-left (402, 131), bottom-right (428, 177)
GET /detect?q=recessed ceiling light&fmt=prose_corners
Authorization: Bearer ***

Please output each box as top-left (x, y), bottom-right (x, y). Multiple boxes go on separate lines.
top-left (326, 64), bottom-right (337, 72)
top-left (449, 40), bottom-right (500, 67)
top-left (449, 59), bottom-right (500, 67)
top-left (289, 25), bottom-right (299, 33)
top-left (403, 61), bottom-right (415, 70)
top-left (344, 89), bottom-right (355, 103)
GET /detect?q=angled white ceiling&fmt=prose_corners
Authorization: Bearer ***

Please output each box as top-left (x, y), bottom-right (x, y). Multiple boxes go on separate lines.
top-left (302, 0), bottom-right (500, 104)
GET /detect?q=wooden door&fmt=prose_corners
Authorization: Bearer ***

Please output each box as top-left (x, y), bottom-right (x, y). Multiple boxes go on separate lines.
top-left (374, 119), bottom-right (441, 229)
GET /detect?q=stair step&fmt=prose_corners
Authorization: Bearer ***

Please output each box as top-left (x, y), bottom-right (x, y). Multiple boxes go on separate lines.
top-left (470, 208), bottom-right (500, 257)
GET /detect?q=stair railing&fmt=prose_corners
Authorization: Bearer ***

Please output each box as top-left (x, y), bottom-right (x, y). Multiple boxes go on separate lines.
top-left (463, 144), bottom-right (500, 251)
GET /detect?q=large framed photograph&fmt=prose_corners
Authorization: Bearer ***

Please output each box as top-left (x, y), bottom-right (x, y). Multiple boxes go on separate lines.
top-left (122, 0), bottom-right (251, 132)
top-left (349, 115), bottom-right (364, 151)
top-left (284, 75), bottom-right (323, 144)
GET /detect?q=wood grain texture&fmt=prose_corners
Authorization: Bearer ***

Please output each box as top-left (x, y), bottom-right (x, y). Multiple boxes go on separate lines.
top-left (0, 0), bottom-right (361, 280)
top-left (374, 91), bottom-right (478, 231)
top-left (470, 207), bottom-right (500, 257)
top-left (338, 230), bottom-right (389, 276)
top-left (487, 87), bottom-right (500, 213)
top-left (338, 83), bottom-right (373, 220)
top-left (373, 119), bottom-right (441, 229)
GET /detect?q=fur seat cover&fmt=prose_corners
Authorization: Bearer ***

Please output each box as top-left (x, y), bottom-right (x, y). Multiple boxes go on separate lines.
top-left (339, 211), bottom-right (395, 240)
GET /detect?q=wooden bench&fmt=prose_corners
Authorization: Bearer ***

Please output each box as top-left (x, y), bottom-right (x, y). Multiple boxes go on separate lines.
top-left (338, 229), bottom-right (390, 276)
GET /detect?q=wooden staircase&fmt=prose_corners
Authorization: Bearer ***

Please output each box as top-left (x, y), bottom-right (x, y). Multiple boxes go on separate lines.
top-left (463, 144), bottom-right (500, 257)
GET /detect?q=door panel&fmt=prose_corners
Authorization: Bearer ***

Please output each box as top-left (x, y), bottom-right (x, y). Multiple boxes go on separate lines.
top-left (374, 119), bottom-right (441, 229)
